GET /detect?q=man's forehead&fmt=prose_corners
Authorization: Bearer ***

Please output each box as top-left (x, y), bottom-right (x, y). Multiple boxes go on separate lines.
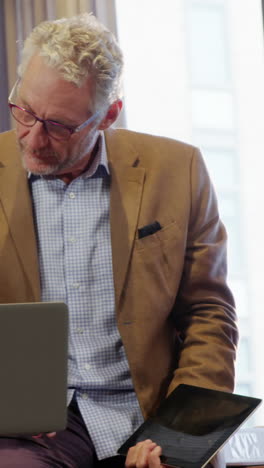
top-left (21, 54), bottom-right (94, 95)
top-left (22, 54), bottom-right (61, 82)
top-left (19, 55), bottom-right (95, 113)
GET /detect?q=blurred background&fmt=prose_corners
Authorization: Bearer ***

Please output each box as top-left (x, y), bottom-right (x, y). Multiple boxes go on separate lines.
top-left (1, 0), bottom-right (264, 425)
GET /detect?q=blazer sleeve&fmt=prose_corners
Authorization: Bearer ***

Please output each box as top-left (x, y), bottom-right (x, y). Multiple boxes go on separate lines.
top-left (168, 147), bottom-right (238, 394)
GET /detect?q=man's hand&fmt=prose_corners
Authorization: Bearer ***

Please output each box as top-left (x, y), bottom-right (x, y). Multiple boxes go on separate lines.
top-left (32, 432), bottom-right (56, 439)
top-left (125, 439), bottom-right (164, 468)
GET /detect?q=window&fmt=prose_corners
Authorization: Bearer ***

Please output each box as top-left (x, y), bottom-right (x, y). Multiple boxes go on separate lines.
top-left (188, 1), bottom-right (231, 87)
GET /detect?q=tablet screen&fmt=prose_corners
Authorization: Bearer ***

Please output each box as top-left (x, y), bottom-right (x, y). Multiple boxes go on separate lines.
top-left (118, 384), bottom-right (262, 468)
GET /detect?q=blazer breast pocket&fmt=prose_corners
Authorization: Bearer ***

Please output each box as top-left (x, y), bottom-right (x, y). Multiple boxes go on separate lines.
top-left (135, 220), bottom-right (182, 251)
top-left (138, 221), bottom-right (162, 239)
top-left (133, 220), bottom-right (186, 297)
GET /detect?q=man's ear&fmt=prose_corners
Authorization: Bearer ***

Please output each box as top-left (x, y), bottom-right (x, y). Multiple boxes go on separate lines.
top-left (98, 100), bottom-right (123, 130)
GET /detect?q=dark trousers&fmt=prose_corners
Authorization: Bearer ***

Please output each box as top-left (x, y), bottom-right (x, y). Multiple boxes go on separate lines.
top-left (0, 399), bottom-right (125, 467)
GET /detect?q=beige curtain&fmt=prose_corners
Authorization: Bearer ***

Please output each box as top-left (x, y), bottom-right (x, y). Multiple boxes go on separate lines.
top-left (1, 0), bottom-right (124, 131)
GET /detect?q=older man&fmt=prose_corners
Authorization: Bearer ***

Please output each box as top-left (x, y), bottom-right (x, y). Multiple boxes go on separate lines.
top-left (0, 12), bottom-right (238, 468)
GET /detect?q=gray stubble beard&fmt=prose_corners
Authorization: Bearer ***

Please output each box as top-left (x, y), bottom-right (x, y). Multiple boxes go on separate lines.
top-left (18, 128), bottom-right (100, 176)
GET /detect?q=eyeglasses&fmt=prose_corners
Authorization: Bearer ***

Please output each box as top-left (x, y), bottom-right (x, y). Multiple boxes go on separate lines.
top-left (8, 103), bottom-right (100, 141)
top-left (8, 80), bottom-right (100, 141)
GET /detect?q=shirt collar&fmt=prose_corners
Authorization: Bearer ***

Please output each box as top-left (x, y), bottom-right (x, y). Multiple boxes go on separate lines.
top-left (28, 131), bottom-right (109, 181)
top-left (82, 131), bottom-right (109, 179)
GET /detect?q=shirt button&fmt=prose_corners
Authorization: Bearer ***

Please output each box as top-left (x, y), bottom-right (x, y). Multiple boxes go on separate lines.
top-left (75, 327), bottom-right (84, 334)
top-left (69, 237), bottom-right (76, 243)
top-left (82, 393), bottom-right (88, 400)
top-left (72, 282), bottom-right (80, 289)
top-left (84, 363), bottom-right (91, 371)
top-left (69, 192), bottom-right (76, 199)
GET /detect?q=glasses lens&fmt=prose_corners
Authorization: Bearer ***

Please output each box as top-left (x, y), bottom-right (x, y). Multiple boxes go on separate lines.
top-left (9, 103), bottom-right (72, 141)
top-left (11, 105), bottom-right (35, 126)
top-left (45, 121), bottom-right (72, 141)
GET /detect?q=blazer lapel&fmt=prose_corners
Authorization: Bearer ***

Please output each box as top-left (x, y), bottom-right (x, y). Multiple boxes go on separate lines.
top-left (105, 129), bottom-right (145, 309)
top-left (0, 133), bottom-right (40, 300)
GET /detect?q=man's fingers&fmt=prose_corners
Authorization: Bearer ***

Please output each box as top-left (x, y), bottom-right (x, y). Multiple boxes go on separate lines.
top-left (32, 432), bottom-right (57, 439)
top-left (125, 440), bottom-right (157, 467)
top-left (148, 445), bottom-right (163, 468)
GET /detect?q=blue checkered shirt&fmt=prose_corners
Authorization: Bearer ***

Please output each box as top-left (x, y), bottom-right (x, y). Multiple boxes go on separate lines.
top-left (29, 133), bottom-right (144, 459)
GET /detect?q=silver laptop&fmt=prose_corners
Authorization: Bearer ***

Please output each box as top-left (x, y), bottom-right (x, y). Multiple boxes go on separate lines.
top-left (0, 302), bottom-right (68, 436)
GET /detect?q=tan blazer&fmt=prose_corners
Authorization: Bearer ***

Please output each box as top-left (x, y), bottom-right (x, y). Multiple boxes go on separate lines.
top-left (0, 128), bottom-right (238, 418)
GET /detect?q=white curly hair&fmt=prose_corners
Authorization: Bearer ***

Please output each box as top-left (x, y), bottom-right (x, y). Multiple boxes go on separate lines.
top-left (18, 13), bottom-right (124, 113)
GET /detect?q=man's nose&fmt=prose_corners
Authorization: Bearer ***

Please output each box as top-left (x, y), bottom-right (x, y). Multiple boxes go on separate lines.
top-left (26, 121), bottom-right (49, 148)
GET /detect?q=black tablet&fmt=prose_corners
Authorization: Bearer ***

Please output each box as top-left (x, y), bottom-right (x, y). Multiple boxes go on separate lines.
top-left (118, 384), bottom-right (262, 468)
